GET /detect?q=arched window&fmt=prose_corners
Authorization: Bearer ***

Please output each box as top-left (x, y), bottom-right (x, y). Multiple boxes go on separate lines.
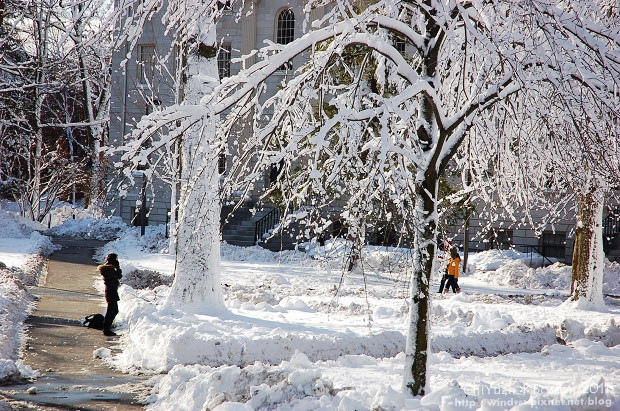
top-left (276, 9), bottom-right (294, 70)
top-left (276, 9), bottom-right (295, 45)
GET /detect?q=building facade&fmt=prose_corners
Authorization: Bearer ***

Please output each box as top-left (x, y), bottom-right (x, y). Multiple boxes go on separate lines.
top-left (107, 0), bottom-right (316, 227)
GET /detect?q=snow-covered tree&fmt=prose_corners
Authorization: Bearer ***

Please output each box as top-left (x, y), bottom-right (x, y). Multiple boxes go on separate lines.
top-left (0, 0), bottom-right (113, 220)
top-left (112, 0), bottom-right (231, 307)
top-left (461, 2), bottom-right (620, 309)
top-left (119, 0), bottom-right (619, 398)
top-left (535, 87), bottom-right (620, 309)
top-left (64, 0), bottom-right (113, 212)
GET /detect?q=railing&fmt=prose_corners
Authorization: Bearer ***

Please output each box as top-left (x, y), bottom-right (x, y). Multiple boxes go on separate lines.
top-left (254, 208), bottom-right (283, 245)
top-left (475, 243), bottom-right (557, 267)
top-left (603, 207), bottom-right (620, 251)
top-left (521, 244), bottom-right (556, 267)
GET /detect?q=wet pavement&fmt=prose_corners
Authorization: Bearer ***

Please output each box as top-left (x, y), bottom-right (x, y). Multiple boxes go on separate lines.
top-left (0, 237), bottom-right (150, 410)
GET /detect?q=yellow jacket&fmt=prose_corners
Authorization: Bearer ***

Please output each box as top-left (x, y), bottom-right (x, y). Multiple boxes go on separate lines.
top-left (447, 256), bottom-right (460, 278)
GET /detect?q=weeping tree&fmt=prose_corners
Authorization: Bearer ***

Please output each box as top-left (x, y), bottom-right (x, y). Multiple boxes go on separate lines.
top-left (463, 90), bottom-right (619, 310)
top-left (118, 0), bottom-right (619, 397)
top-left (461, 2), bottom-right (620, 310)
top-left (537, 91), bottom-right (620, 309)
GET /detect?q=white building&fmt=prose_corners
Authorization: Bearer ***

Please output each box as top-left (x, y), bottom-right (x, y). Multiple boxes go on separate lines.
top-left (105, 1), bottom-right (620, 263)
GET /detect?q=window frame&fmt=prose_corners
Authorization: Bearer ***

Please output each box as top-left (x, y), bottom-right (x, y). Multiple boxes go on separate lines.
top-left (540, 231), bottom-right (566, 259)
top-left (276, 8), bottom-right (295, 71)
top-left (217, 43), bottom-right (232, 80)
top-left (137, 44), bottom-right (156, 86)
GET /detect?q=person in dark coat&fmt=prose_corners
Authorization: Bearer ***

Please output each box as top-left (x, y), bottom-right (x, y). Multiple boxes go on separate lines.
top-left (98, 253), bottom-right (122, 336)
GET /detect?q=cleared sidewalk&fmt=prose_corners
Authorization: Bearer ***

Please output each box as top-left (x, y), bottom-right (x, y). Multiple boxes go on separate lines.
top-left (0, 237), bottom-right (148, 410)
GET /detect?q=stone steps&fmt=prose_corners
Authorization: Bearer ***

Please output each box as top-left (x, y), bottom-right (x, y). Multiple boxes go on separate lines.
top-left (221, 204), bottom-right (274, 247)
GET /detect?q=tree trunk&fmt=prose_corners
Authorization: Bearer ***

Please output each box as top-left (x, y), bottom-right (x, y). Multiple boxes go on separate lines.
top-left (346, 217), bottom-right (366, 272)
top-left (570, 188), bottom-right (605, 309)
top-left (31, 2), bottom-right (47, 222)
top-left (463, 216), bottom-right (470, 274)
top-left (74, 2), bottom-right (109, 214)
top-left (402, 176), bottom-right (438, 396)
top-left (165, 53), bottom-right (225, 310)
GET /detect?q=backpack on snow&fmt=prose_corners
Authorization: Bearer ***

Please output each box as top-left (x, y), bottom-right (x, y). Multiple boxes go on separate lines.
top-left (83, 314), bottom-right (105, 330)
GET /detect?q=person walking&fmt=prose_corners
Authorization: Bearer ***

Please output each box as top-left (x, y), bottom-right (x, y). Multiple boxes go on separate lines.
top-left (437, 240), bottom-right (452, 293)
top-left (98, 253), bottom-right (122, 336)
top-left (444, 246), bottom-right (461, 294)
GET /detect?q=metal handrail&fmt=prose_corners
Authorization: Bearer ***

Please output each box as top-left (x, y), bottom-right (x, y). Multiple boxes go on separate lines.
top-left (521, 244), bottom-right (556, 267)
top-left (254, 208), bottom-right (283, 245)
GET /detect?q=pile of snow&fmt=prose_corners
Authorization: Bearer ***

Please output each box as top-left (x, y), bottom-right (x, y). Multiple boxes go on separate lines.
top-left (602, 261), bottom-right (620, 295)
top-left (466, 249), bottom-right (620, 296)
top-left (97, 224), bottom-right (170, 256)
top-left (466, 249), bottom-right (552, 272)
top-left (46, 215), bottom-right (127, 240)
top-left (0, 205), bottom-right (43, 239)
top-left (0, 203), bottom-right (52, 384)
top-left (470, 259), bottom-right (572, 290)
top-left (0, 267), bottom-right (38, 384)
top-left (45, 203), bottom-right (101, 227)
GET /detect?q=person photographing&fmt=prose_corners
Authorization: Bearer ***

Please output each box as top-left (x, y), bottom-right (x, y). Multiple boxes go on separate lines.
top-left (98, 253), bottom-right (122, 336)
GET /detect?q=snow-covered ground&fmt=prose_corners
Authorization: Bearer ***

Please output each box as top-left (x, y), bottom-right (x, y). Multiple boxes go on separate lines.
top-left (1, 202), bottom-right (619, 410)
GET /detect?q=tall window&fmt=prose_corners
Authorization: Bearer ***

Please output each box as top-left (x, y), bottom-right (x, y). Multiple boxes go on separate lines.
top-left (276, 9), bottom-right (294, 70)
top-left (217, 0), bottom-right (232, 10)
top-left (218, 44), bottom-right (231, 79)
top-left (137, 44), bottom-right (155, 85)
top-left (487, 228), bottom-right (513, 250)
top-left (541, 232), bottom-right (565, 259)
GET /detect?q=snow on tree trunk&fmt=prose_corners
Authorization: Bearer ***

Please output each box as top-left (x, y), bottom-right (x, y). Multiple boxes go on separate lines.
top-left (165, 52), bottom-right (225, 310)
top-left (168, 152), bottom-right (180, 255)
top-left (570, 187), bottom-right (606, 309)
top-left (31, 2), bottom-right (48, 223)
top-left (346, 216), bottom-right (366, 272)
top-left (403, 177), bottom-right (438, 396)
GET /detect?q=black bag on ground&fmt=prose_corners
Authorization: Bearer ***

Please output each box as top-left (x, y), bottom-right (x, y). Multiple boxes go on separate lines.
top-left (83, 314), bottom-right (105, 330)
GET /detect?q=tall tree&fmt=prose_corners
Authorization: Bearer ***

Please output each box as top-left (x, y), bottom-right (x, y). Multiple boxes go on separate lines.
top-left (118, 0), bottom-right (619, 397)
top-left (65, 0), bottom-right (112, 212)
top-left (0, 0), bottom-right (113, 220)
top-left (112, 0), bottom-right (229, 305)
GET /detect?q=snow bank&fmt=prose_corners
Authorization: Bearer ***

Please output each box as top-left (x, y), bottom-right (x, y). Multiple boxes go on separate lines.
top-left (0, 205), bottom-right (52, 384)
top-left (46, 215), bottom-right (127, 240)
top-left (467, 249), bottom-right (620, 295)
top-left (0, 268), bottom-right (38, 383)
top-left (147, 352), bottom-right (337, 410)
top-left (146, 351), bottom-right (414, 411)
top-left (110, 296), bottom-right (405, 373)
top-left (467, 249), bottom-right (553, 271)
